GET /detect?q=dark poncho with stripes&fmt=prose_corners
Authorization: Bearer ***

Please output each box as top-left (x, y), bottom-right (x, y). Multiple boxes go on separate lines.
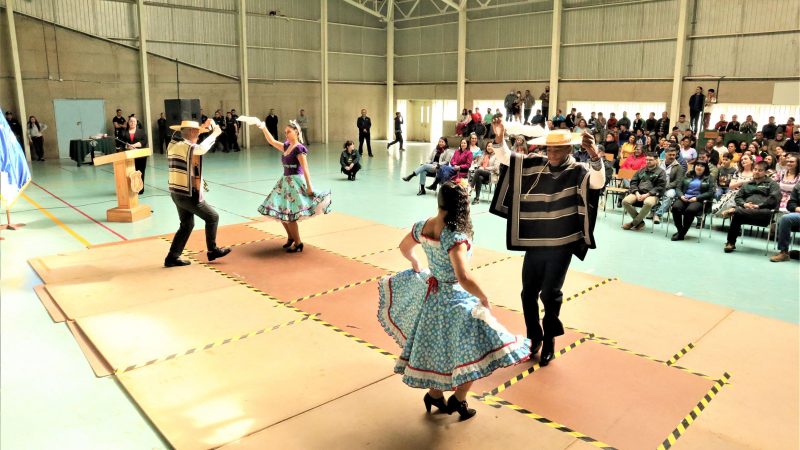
top-left (490, 153), bottom-right (600, 260)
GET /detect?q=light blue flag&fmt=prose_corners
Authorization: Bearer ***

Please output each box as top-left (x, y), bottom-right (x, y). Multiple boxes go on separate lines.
top-left (0, 107), bottom-right (32, 209)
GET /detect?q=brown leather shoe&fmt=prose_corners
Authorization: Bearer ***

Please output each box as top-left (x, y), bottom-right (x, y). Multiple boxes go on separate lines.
top-left (622, 222), bottom-right (634, 230)
top-left (724, 243), bottom-right (736, 253)
top-left (770, 252), bottom-right (790, 262)
top-left (634, 221), bottom-right (646, 231)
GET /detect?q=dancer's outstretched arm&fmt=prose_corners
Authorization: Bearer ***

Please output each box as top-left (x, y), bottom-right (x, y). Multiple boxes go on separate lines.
top-left (237, 116), bottom-right (283, 151)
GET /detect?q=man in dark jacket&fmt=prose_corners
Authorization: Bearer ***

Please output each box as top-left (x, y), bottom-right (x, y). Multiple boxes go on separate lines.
top-left (340, 140), bottom-right (361, 181)
top-left (356, 109), bottom-right (372, 157)
top-left (770, 183), bottom-right (800, 262)
top-left (264, 109), bottom-right (279, 138)
top-left (653, 148), bottom-right (686, 223)
top-left (688, 86), bottom-right (705, 132)
top-left (655, 111), bottom-right (670, 139)
top-left (645, 112), bottom-right (658, 134)
top-left (622, 152), bottom-right (667, 230)
top-left (723, 161), bottom-right (781, 253)
top-left (783, 130), bottom-right (800, 153)
top-left (762, 116), bottom-right (778, 140)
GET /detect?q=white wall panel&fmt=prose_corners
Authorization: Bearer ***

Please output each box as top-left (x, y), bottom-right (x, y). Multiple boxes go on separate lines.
top-left (561, 41), bottom-right (675, 79)
top-left (468, 13), bottom-right (551, 50)
top-left (467, 47), bottom-right (551, 81)
top-left (330, 53), bottom-right (386, 83)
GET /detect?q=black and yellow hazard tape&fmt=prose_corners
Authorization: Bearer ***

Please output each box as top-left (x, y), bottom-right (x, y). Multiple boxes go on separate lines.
top-left (539, 277), bottom-right (617, 313)
top-left (657, 372), bottom-right (732, 450)
top-left (666, 343), bottom-right (694, 366)
top-left (289, 275), bottom-right (387, 304)
top-left (587, 338), bottom-right (716, 381)
top-left (355, 246), bottom-right (398, 259)
top-left (473, 394), bottom-right (617, 450)
top-left (483, 335), bottom-right (593, 397)
top-left (473, 255), bottom-right (516, 270)
top-left (310, 316), bottom-right (398, 360)
top-left (114, 314), bottom-right (316, 374)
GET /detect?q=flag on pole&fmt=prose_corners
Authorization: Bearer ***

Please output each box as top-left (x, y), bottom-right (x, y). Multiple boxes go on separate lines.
top-left (0, 107), bottom-right (31, 209)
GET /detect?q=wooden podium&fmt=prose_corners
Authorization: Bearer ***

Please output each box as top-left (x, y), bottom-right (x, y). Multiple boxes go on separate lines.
top-left (93, 148), bottom-right (153, 222)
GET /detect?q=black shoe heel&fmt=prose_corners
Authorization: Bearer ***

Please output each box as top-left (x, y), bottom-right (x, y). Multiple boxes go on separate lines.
top-left (423, 393), bottom-right (447, 413)
top-left (282, 239), bottom-right (295, 248)
top-left (286, 243), bottom-right (304, 253)
top-left (446, 395), bottom-right (476, 420)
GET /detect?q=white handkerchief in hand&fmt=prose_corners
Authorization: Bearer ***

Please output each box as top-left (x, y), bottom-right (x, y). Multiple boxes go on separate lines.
top-left (237, 116), bottom-right (264, 128)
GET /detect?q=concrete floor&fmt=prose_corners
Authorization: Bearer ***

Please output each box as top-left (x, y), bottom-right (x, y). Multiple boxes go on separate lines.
top-left (1, 140), bottom-right (798, 449)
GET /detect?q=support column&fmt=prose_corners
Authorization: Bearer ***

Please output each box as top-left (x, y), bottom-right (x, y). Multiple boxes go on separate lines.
top-left (5, 0), bottom-right (30, 161)
top-left (136, 0), bottom-right (152, 154)
top-left (456, 4), bottom-right (466, 110)
top-left (238, 0), bottom-right (250, 148)
top-left (386, 2), bottom-right (394, 139)
top-left (670, 0), bottom-right (690, 122)
top-left (548, 0), bottom-right (562, 118)
top-left (320, 0), bottom-right (329, 144)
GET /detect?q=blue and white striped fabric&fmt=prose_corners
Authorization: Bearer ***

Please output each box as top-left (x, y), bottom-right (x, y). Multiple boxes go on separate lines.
top-left (0, 108), bottom-right (31, 209)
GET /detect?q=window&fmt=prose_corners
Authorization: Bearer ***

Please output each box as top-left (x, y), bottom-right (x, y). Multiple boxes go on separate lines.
top-left (708, 104), bottom-right (799, 132)
top-left (443, 100), bottom-right (458, 121)
top-left (566, 101), bottom-right (668, 123)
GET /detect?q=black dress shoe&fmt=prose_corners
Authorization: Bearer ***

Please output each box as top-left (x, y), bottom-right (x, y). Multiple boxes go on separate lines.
top-left (446, 395), bottom-right (476, 420)
top-left (671, 233), bottom-right (685, 241)
top-left (282, 238), bottom-right (295, 249)
top-left (539, 338), bottom-right (555, 366)
top-left (164, 256), bottom-right (191, 267)
top-left (530, 340), bottom-right (542, 357)
top-left (417, 186), bottom-right (426, 196)
top-left (426, 182), bottom-right (438, 191)
top-left (423, 393), bottom-right (447, 413)
top-left (207, 247), bottom-right (231, 261)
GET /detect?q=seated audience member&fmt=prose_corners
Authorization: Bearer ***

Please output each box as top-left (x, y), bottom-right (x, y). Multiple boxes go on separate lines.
top-left (713, 153), bottom-right (755, 216)
top-left (634, 128), bottom-right (647, 148)
top-left (726, 115), bottom-right (741, 132)
top-left (763, 154), bottom-right (777, 177)
top-left (573, 118), bottom-right (588, 134)
top-left (432, 138), bottom-right (473, 188)
top-left (467, 132), bottom-right (481, 159)
top-left (775, 147), bottom-right (789, 177)
top-left (621, 144), bottom-right (647, 171)
top-left (703, 138), bottom-right (720, 165)
top-left (622, 152), bottom-right (667, 230)
top-left (774, 153), bottom-right (799, 211)
top-left (670, 162), bottom-right (715, 241)
top-left (752, 131), bottom-right (768, 149)
top-left (603, 132), bottom-right (619, 163)
top-left (678, 137), bottom-right (697, 165)
top-left (653, 148), bottom-right (686, 224)
top-left (713, 136), bottom-right (727, 155)
top-left (784, 130), bottom-right (800, 154)
top-left (573, 139), bottom-right (592, 163)
top-left (618, 125), bottom-right (632, 146)
top-left (722, 161), bottom-right (781, 253)
top-left (470, 142), bottom-right (500, 205)
top-left (340, 140), bottom-right (361, 181)
top-left (724, 141), bottom-right (740, 163)
top-left (403, 137), bottom-right (453, 195)
top-left (596, 147), bottom-right (614, 188)
top-left (740, 115), bottom-right (758, 134)
top-left (620, 134), bottom-right (637, 161)
top-left (715, 152), bottom-right (737, 199)
top-left (675, 114), bottom-right (691, 132)
top-left (530, 109), bottom-right (545, 126)
top-left (714, 115), bottom-right (728, 133)
top-left (768, 131), bottom-right (788, 155)
top-left (513, 135), bottom-right (528, 154)
top-left (770, 183), bottom-right (800, 262)
top-left (696, 150), bottom-right (718, 179)
top-left (762, 116), bottom-right (778, 140)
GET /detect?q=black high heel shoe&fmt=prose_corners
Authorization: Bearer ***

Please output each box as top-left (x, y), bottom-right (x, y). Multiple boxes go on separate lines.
top-left (423, 393), bottom-right (447, 413)
top-left (286, 243), bottom-right (304, 253)
top-left (446, 395), bottom-right (476, 420)
top-left (282, 238), bottom-right (295, 248)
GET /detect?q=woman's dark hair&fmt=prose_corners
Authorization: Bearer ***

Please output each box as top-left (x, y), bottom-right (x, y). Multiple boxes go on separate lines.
top-left (27, 116), bottom-right (40, 131)
top-left (343, 140), bottom-right (353, 149)
top-left (693, 161), bottom-right (710, 178)
top-left (438, 136), bottom-right (449, 149)
top-left (437, 181), bottom-right (473, 239)
top-left (784, 153), bottom-right (799, 177)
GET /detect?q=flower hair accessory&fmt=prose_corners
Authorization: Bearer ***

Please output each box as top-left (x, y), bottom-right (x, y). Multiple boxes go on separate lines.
top-left (289, 120), bottom-right (300, 129)
top-left (456, 178), bottom-right (470, 189)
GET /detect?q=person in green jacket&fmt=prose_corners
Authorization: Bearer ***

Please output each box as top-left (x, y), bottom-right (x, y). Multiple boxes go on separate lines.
top-left (722, 160), bottom-right (782, 253)
top-left (670, 162), bottom-right (716, 241)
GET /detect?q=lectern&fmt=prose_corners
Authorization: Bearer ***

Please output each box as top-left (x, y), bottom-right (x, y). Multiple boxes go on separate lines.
top-left (93, 148), bottom-right (153, 222)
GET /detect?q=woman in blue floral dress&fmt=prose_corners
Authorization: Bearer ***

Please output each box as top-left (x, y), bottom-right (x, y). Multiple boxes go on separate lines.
top-left (240, 117), bottom-right (331, 252)
top-left (378, 181), bottom-right (531, 420)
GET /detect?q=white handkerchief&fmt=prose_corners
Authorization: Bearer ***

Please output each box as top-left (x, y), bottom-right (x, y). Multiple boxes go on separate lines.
top-left (505, 122), bottom-right (546, 138)
top-left (237, 116), bottom-right (264, 127)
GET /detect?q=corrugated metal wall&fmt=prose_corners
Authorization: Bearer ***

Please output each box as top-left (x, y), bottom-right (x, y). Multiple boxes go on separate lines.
top-left (560, 0), bottom-right (677, 80)
top-left (688, 0), bottom-right (800, 78)
top-left (394, 21), bottom-right (458, 83)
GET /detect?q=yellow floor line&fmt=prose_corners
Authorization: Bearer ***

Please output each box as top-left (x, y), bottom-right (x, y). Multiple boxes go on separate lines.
top-left (22, 193), bottom-right (92, 248)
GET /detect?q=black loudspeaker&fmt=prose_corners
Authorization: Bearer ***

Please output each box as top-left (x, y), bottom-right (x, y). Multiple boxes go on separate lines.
top-left (164, 99), bottom-right (200, 127)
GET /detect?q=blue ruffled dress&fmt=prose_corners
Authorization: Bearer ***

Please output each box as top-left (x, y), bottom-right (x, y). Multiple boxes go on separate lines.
top-left (258, 142), bottom-right (331, 221)
top-left (378, 220), bottom-right (531, 391)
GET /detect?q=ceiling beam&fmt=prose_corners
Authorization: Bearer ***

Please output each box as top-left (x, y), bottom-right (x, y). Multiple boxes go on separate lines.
top-left (342, 0), bottom-right (387, 20)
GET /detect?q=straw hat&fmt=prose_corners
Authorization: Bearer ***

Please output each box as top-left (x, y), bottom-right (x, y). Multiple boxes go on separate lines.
top-left (528, 129), bottom-right (583, 146)
top-left (169, 120), bottom-right (209, 133)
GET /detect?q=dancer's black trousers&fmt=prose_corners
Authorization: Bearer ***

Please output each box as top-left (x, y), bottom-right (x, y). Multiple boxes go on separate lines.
top-left (168, 192), bottom-right (219, 258)
top-left (521, 247), bottom-right (572, 344)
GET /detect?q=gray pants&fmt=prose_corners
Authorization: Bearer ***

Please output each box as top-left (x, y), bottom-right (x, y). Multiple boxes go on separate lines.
top-left (168, 192), bottom-right (219, 258)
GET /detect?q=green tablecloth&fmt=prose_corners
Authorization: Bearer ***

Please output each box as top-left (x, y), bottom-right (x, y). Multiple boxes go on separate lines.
top-left (69, 137), bottom-right (116, 167)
